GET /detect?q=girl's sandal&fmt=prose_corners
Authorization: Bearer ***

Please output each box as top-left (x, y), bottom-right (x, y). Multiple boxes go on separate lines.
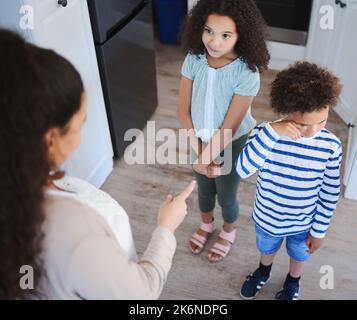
top-left (207, 229), bottom-right (236, 262)
top-left (189, 220), bottom-right (215, 254)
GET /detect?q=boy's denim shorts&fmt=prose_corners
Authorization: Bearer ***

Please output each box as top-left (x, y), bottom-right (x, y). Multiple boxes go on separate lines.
top-left (255, 224), bottom-right (311, 262)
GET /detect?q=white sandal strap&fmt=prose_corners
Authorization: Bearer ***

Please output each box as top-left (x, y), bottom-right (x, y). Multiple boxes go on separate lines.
top-left (219, 229), bottom-right (236, 243)
top-left (190, 237), bottom-right (204, 249)
top-left (210, 248), bottom-right (227, 257)
top-left (212, 242), bottom-right (230, 254)
top-left (199, 220), bottom-right (215, 233)
top-left (191, 233), bottom-right (206, 244)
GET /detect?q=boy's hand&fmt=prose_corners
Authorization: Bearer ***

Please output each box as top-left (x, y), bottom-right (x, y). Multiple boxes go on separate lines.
top-left (306, 234), bottom-right (324, 254)
top-left (271, 120), bottom-right (302, 140)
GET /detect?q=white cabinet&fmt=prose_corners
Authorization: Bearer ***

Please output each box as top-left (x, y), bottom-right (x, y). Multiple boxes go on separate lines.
top-left (306, 0), bottom-right (343, 67)
top-left (306, 0), bottom-right (357, 199)
top-left (0, 0), bottom-right (114, 187)
top-left (306, 0), bottom-right (357, 125)
top-left (345, 127), bottom-right (357, 199)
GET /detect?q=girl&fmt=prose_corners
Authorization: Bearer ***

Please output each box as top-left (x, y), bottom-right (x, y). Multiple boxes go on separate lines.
top-left (178, 0), bottom-right (270, 262)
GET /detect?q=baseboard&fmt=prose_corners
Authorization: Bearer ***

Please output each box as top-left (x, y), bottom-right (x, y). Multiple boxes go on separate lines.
top-left (267, 41), bottom-right (306, 70)
top-left (344, 154), bottom-right (357, 200)
top-left (334, 94), bottom-right (354, 125)
top-left (85, 154), bottom-right (113, 188)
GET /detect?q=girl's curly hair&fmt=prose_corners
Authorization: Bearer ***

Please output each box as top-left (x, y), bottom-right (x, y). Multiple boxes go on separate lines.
top-left (271, 61), bottom-right (342, 115)
top-left (0, 29), bottom-right (83, 299)
top-left (181, 0), bottom-right (270, 73)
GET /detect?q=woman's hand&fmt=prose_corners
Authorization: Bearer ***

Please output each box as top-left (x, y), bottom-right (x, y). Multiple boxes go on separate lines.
top-left (305, 234), bottom-right (324, 254)
top-left (158, 181), bottom-right (196, 233)
top-left (271, 120), bottom-right (302, 140)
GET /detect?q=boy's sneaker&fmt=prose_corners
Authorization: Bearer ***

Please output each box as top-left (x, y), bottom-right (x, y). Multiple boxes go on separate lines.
top-left (240, 268), bottom-right (271, 299)
top-left (275, 281), bottom-right (300, 300)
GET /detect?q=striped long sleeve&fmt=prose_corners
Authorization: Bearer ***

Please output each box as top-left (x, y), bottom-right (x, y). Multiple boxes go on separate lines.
top-left (236, 122), bottom-right (280, 179)
top-left (310, 145), bottom-right (342, 238)
top-left (236, 122), bottom-right (342, 238)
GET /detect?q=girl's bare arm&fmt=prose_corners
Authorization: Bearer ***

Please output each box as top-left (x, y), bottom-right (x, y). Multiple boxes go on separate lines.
top-left (197, 94), bottom-right (254, 166)
top-left (178, 76), bottom-right (202, 156)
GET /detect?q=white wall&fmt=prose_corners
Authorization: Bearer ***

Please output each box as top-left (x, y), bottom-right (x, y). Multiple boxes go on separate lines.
top-left (0, 0), bottom-right (114, 187)
top-left (0, 0), bottom-right (32, 41)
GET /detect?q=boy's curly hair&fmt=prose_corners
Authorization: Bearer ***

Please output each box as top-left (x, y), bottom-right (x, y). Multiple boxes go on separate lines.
top-left (181, 0), bottom-right (270, 73)
top-left (271, 61), bottom-right (342, 115)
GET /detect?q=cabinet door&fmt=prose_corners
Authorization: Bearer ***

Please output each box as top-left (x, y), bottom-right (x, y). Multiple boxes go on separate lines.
top-left (26, 0), bottom-right (113, 187)
top-left (306, 0), bottom-right (356, 123)
top-left (344, 126), bottom-right (357, 199)
top-left (306, 0), bottom-right (341, 66)
top-left (306, 0), bottom-right (357, 196)
top-left (327, 0), bottom-right (357, 125)
top-left (329, 0), bottom-right (357, 193)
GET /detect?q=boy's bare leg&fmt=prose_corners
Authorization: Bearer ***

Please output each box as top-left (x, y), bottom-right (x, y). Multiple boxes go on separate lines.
top-left (260, 253), bottom-right (276, 266)
top-left (289, 258), bottom-right (305, 277)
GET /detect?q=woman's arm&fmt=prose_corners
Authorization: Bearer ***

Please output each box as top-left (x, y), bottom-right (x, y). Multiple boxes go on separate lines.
top-left (195, 95), bottom-right (254, 168)
top-left (65, 181), bottom-right (196, 300)
top-left (67, 226), bottom-right (176, 300)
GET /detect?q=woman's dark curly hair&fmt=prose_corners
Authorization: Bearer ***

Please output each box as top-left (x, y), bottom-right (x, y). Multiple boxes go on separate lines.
top-left (270, 61), bottom-right (342, 115)
top-left (182, 0), bottom-right (270, 73)
top-left (0, 29), bottom-right (83, 299)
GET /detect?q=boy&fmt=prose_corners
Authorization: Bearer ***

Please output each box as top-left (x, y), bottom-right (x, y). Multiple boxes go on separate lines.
top-left (236, 61), bottom-right (342, 300)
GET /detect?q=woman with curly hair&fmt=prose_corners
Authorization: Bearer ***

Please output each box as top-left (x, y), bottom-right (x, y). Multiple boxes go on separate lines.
top-left (178, 0), bottom-right (270, 262)
top-left (0, 29), bottom-right (195, 300)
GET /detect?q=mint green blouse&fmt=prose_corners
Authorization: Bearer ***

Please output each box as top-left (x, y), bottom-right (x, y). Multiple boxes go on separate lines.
top-left (181, 53), bottom-right (260, 142)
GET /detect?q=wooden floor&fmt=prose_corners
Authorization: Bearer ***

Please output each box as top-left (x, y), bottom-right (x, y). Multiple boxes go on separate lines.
top-left (101, 42), bottom-right (357, 300)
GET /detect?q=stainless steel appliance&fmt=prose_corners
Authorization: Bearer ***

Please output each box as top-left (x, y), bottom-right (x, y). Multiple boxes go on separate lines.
top-left (87, 0), bottom-right (158, 158)
top-left (255, 0), bottom-right (313, 46)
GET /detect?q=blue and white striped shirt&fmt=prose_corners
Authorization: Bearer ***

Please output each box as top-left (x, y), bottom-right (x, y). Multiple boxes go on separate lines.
top-left (236, 122), bottom-right (342, 238)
